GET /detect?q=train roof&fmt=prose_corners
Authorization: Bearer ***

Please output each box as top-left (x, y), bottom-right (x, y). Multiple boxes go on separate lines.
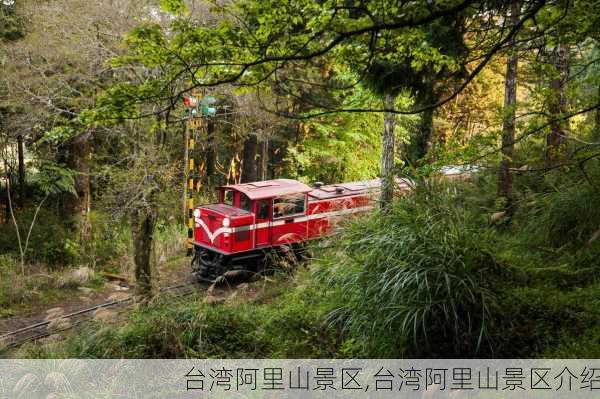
top-left (222, 177), bottom-right (414, 201)
top-left (221, 179), bottom-right (312, 200)
top-left (308, 178), bottom-right (381, 200)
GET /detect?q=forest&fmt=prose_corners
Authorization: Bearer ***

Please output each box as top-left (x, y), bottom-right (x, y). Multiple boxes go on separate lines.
top-left (0, 0), bottom-right (599, 359)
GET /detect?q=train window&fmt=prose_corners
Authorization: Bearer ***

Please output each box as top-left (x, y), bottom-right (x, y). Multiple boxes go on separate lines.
top-left (273, 193), bottom-right (305, 219)
top-left (257, 200), bottom-right (269, 219)
top-left (223, 190), bottom-right (234, 206)
top-left (240, 193), bottom-right (252, 212)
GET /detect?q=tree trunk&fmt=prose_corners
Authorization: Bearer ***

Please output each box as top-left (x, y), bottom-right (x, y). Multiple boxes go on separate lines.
top-left (380, 93), bottom-right (396, 209)
top-left (63, 132), bottom-right (91, 238)
top-left (259, 137), bottom-right (269, 181)
top-left (497, 0), bottom-right (519, 206)
top-left (545, 43), bottom-right (569, 168)
top-left (17, 134), bottom-right (24, 206)
top-left (594, 85), bottom-right (600, 139)
top-left (205, 119), bottom-right (215, 186)
top-left (241, 134), bottom-right (257, 183)
top-left (2, 159), bottom-right (10, 223)
top-left (596, 84), bottom-right (600, 140)
top-left (131, 208), bottom-right (156, 297)
top-left (415, 106), bottom-right (434, 162)
top-left (409, 84), bottom-right (435, 165)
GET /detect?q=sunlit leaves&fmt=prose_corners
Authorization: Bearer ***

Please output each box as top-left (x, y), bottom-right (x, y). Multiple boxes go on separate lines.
top-left (39, 126), bottom-right (77, 145)
top-left (159, 0), bottom-right (188, 16)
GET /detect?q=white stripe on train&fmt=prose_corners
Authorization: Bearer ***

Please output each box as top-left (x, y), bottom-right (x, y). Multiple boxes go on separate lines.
top-left (194, 205), bottom-right (374, 243)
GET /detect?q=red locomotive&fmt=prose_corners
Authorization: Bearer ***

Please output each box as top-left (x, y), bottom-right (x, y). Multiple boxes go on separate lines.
top-left (191, 178), bottom-right (412, 280)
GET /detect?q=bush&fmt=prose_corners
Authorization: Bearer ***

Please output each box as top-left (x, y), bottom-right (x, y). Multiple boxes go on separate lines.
top-left (314, 185), bottom-right (507, 357)
top-left (0, 207), bottom-right (79, 268)
top-left (83, 211), bottom-right (131, 268)
top-left (519, 183), bottom-right (600, 248)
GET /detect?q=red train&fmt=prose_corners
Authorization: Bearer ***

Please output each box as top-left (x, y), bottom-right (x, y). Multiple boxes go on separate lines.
top-left (191, 178), bottom-right (411, 280)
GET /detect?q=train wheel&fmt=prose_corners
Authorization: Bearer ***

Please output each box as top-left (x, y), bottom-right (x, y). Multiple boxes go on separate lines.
top-left (192, 247), bottom-right (230, 282)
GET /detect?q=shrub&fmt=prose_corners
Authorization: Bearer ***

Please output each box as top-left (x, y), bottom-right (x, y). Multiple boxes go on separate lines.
top-left (495, 285), bottom-right (600, 357)
top-left (519, 183), bottom-right (600, 248)
top-left (314, 186), bottom-right (506, 357)
top-left (0, 207), bottom-right (80, 268)
top-left (83, 211), bottom-right (131, 268)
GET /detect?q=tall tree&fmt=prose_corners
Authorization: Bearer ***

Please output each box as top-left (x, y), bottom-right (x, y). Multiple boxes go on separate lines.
top-left (131, 203), bottom-right (156, 296)
top-left (381, 93), bottom-right (396, 206)
top-left (545, 43), bottom-right (570, 167)
top-left (497, 1), bottom-right (520, 206)
top-left (16, 133), bottom-right (24, 205)
top-left (62, 133), bottom-right (92, 236)
top-left (241, 134), bottom-right (258, 183)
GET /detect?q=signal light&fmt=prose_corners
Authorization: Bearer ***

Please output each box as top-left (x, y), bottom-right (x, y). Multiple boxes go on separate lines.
top-left (201, 96), bottom-right (217, 117)
top-left (183, 95), bottom-right (198, 107)
top-left (183, 94), bottom-right (217, 116)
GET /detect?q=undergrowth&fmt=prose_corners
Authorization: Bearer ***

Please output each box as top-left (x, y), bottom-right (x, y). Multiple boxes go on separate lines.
top-left (18, 272), bottom-right (339, 358)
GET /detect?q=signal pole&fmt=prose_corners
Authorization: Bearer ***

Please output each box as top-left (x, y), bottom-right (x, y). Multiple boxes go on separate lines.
top-left (183, 91), bottom-right (217, 256)
top-left (186, 115), bottom-right (197, 256)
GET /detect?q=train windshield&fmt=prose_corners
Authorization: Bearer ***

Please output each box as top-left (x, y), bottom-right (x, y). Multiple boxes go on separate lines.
top-left (223, 189), bottom-right (234, 206)
top-left (222, 189), bottom-right (253, 212)
top-left (240, 193), bottom-right (253, 212)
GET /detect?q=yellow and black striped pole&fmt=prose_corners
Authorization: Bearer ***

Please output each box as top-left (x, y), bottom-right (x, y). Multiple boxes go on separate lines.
top-left (185, 90), bottom-right (211, 256)
top-left (186, 128), bottom-right (196, 256)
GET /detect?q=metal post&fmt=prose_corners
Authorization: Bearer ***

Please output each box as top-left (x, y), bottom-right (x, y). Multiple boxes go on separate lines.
top-left (186, 118), bottom-right (196, 256)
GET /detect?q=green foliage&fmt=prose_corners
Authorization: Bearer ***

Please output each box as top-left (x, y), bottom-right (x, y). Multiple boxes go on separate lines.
top-left (31, 161), bottom-right (77, 196)
top-left (39, 126), bottom-right (77, 145)
top-left (496, 285), bottom-right (600, 357)
top-left (525, 184), bottom-right (600, 247)
top-left (159, 0), bottom-right (188, 16)
top-left (0, 0), bottom-right (24, 41)
top-left (512, 163), bottom-right (600, 248)
top-left (0, 207), bottom-right (75, 267)
top-left (83, 211), bottom-right (131, 268)
top-left (286, 90), bottom-right (383, 182)
top-left (0, 207), bottom-right (132, 269)
top-left (314, 185), bottom-right (505, 357)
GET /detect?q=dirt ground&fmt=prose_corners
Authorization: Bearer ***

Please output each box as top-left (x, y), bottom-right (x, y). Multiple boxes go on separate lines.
top-left (0, 256), bottom-right (193, 336)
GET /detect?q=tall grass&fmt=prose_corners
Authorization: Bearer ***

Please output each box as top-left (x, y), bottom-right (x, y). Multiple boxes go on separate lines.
top-left (519, 183), bottom-right (600, 248)
top-left (314, 185), bottom-right (506, 357)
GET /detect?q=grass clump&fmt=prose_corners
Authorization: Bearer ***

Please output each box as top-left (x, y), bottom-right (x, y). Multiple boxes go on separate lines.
top-left (518, 183), bottom-right (600, 248)
top-left (314, 185), bottom-right (507, 357)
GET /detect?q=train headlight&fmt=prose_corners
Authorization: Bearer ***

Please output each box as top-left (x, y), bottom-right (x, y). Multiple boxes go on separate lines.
top-left (222, 218), bottom-right (230, 227)
top-left (193, 209), bottom-right (200, 218)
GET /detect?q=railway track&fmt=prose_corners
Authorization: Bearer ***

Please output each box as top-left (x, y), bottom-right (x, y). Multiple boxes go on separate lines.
top-left (0, 281), bottom-right (209, 352)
